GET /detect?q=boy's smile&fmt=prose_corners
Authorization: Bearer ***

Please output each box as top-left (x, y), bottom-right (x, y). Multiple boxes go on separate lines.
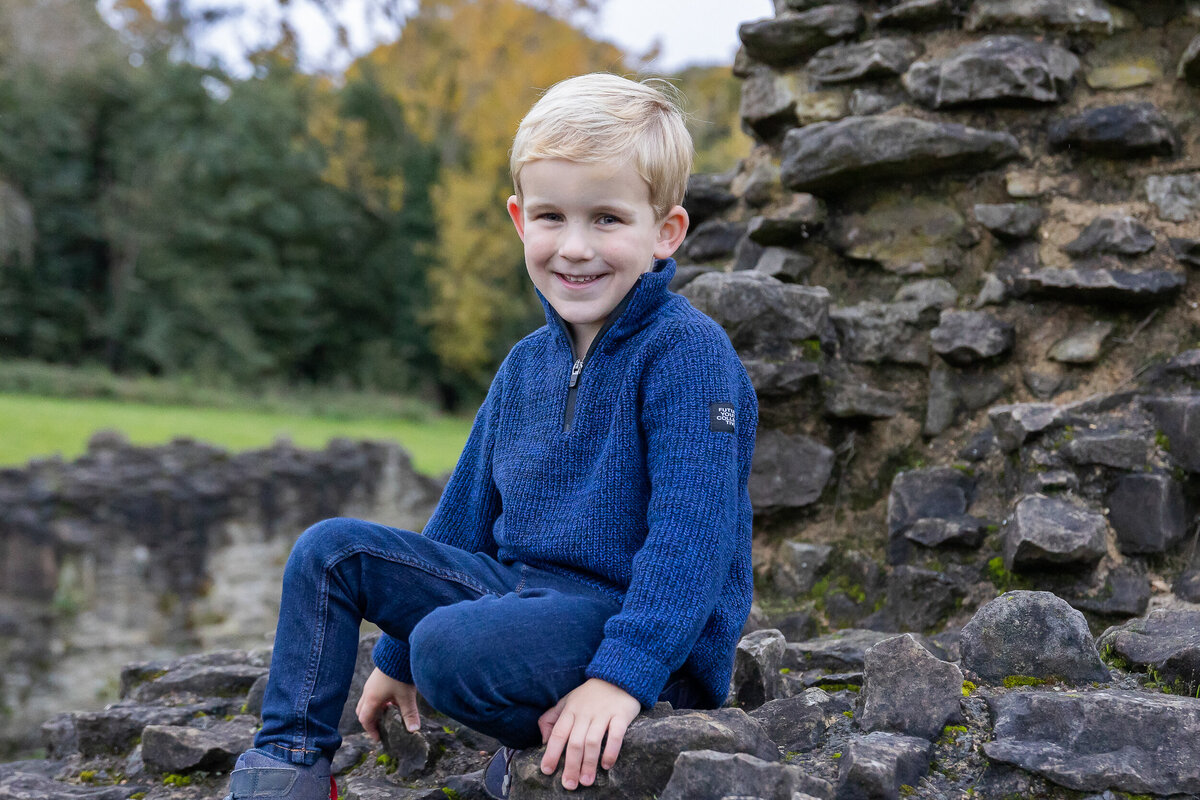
top-left (508, 158), bottom-right (688, 357)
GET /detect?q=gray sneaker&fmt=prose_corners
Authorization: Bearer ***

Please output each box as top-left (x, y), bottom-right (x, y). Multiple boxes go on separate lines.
top-left (224, 748), bottom-right (337, 799)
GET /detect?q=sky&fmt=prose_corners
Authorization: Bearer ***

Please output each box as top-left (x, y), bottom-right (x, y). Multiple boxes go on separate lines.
top-left (100, 0), bottom-right (774, 76)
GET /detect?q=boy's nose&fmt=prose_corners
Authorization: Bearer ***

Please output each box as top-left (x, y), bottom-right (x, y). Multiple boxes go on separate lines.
top-left (558, 226), bottom-right (595, 261)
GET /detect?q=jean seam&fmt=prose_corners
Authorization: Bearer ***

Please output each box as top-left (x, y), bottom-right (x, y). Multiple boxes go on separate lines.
top-left (292, 541), bottom-right (500, 753)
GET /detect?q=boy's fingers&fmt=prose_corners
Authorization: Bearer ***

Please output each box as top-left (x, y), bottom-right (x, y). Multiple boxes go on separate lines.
top-left (399, 694), bottom-right (421, 732)
top-left (600, 716), bottom-right (628, 770)
top-left (541, 711), bottom-right (573, 775)
top-left (560, 718), bottom-right (590, 790)
top-left (358, 698), bottom-right (381, 740)
top-left (537, 707), bottom-right (560, 745)
top-left (578, 719), bottom-right (606, 786)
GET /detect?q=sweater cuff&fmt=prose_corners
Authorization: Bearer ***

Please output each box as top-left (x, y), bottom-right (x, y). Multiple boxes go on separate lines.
top-left (586, 638), bottom-right (672, 709)
top-left (372, 634), bottom-right (413, 684)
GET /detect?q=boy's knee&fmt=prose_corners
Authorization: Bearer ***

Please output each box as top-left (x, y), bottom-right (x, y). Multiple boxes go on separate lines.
top-left (409, 607), bottom-right (486, 716)
top-left (288, 517), bottom-right (372, 570)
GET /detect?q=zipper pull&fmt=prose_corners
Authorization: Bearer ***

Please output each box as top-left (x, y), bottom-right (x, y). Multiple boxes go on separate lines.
top-left (568, 358), bottom-right (583, 388)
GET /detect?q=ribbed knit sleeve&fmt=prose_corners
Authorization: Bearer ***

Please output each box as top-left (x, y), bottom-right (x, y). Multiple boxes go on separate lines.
top-left (372, 364), bottom-right (506, 682)
top-left (585, 323), bottom-right (747, 707)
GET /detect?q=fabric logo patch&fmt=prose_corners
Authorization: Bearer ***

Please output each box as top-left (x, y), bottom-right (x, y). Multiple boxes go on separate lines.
top-left (710, 402), bottom-right (736, 433)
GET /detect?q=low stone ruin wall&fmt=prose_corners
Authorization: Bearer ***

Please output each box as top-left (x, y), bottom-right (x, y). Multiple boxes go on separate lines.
top-left (0, 433), bottom-right (439, 757)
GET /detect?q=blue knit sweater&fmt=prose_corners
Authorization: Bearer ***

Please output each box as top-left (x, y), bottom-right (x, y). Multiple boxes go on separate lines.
top-left (373, 258), bottom-right (757, 709)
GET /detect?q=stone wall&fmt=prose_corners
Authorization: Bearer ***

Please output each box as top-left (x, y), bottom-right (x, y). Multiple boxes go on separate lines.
top-left (674, 0), bottom-right (1200, 638)
top-left (0, 433), bottom-right (439, 756)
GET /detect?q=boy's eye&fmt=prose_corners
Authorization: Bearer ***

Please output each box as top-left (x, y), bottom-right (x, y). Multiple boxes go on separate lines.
top-left (597, 214), bottom-right (622, 225)
top-left (539, 212), bottom-right (564, 222)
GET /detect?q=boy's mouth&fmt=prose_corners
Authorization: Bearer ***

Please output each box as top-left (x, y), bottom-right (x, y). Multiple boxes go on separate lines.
top-left (557, 273), bottom-right (602, 286)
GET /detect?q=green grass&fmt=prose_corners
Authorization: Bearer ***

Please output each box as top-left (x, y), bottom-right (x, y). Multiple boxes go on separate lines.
top-left (0, 393), bottom-right (473, 476)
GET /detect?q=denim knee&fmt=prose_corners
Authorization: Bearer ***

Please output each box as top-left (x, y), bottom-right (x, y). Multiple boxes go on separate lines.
top-left (408, 605), bottom-right (492, 719)
top-left (286, 517), bottom-right (374, 576)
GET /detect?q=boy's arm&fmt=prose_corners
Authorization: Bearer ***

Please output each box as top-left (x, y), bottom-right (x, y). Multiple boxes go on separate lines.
top-left (372, 369), bottom-right (505, 682)
top-left (586, 323), bottom-right (753, 706)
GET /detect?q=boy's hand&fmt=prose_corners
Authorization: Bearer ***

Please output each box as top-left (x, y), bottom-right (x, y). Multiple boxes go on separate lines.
top-left (356, 667), bottom-right (421, 738)
top-left (537, 678), bottom-right (641, 790)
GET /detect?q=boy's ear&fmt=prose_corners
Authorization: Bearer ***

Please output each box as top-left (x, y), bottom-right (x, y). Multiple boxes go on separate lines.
top-left (653, 205), bottom-right (690, 259)
top-left (507, 195), bottom-right (526, 241)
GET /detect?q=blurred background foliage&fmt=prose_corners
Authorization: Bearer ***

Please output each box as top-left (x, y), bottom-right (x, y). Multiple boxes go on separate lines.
top-left (0, 0), bottom-right (749, 410)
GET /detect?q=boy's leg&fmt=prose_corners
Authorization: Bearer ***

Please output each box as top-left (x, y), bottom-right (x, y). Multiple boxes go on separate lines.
top-left (408, 576), bottom-right (622, 749)
top-left (254, 517), bottom-right (522, 764)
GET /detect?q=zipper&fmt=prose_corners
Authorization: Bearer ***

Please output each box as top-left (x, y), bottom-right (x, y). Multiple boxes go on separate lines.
top-left (556, 283), bottom-right (639, 434)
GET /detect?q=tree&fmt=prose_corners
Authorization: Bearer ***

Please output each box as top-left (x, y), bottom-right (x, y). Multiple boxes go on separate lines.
top-left (352, 0), bottom-right (626, 394)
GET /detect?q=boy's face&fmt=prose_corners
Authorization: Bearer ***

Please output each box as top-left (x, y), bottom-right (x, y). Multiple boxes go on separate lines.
top-left (507, 158), bottom-right (688, 356)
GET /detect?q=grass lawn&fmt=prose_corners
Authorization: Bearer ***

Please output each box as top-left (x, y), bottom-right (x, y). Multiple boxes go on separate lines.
top-left (0, 393), bottom-right (474, 476)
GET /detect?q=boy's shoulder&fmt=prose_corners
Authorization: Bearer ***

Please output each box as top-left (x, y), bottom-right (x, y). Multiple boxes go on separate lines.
top-left (645, 291), bottom-right (740, 355)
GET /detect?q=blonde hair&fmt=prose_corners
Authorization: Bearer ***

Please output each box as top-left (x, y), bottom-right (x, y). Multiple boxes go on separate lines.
top-left (510, 73), bottom-right (694, 220)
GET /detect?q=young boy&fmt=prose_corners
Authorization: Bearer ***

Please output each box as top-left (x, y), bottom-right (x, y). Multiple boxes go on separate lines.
top-left (225, 73), bottom-right (757, 800)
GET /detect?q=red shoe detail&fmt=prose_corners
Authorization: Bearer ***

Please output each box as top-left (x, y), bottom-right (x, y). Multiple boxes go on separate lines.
top-left (330, 776), bottom-right (338, 800)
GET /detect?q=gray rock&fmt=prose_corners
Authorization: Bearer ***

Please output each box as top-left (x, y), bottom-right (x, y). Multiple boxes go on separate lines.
top-left (822, 368), bottom-right (906, 419)
top-left (960, 590), bottom-right (1109, 684)
top-left (682, 271), bottom-right (831, 351)
top-left (835, 731), bottom-right (932, 800)
top-left (1177, 569), bottom-right (1200, 602)
top-left (858, 634), bottom-right (963, 740)
top-left (682, 220), bottom-right (747, 263)
top-left (976, 272), bottom-right (1009, 306)
top-left (772, 541), bottom-right (833, 597)
top-left (780, 116), bottom-right (1020, 194)
top-left (1098, 609), bottom-right (1200, 695)
top-left (1179, 33), bottom-right (1200, 86)
top-left (1107, 473), bottom-right (1186, 554)
top-left (904, 516), bottom-right (987, 549)
top-left (829, 302), bottom-right (931, 366)
top-left (874, 0), bottom-right (955, 28)
top-left (1146, 173), bottom-right (1200, 222)
top-left (1049, 103), bottom-right (1180, 158)
top-left (785, 630), bottom-right (896, 672)
top-left (733, 629), bottom-right (788, 710)
top-left (739, 7), bottom-right (866, 68)
top-left (903, 36), bottom-right (1080, 108)
top-left (847, 86), bottom-right (905, 115)
top-left (881, 566), bottom-right (966, 633)
top-left (1061, 424), bottom-right (1148, 468)
top-left (685, 173), bottom-right (738, 228)
top-left (740, 69), bottom-right (800, 141)
top-left (129, 660), bottom-right (268, 704)
top-left (925, 366), bottom-right (1009, 436)
top-left (931, 310), bottom-right (1015, 366)
top-left (894, 279), bottom-right (958, 311)
top-left (141, 719), bottom-right (256, 773)
top-left (742, 354), bottom-right (822, 397)
top-left (772, 610), bottom-right (821, 643)
top-left (1064, 565), bottom-right (1150, 617)
top-left (747, 195), bottom-right (827, 246)
top-left (831, 196), bottom-right (969, 276)
top-left (974, 203), bottom-right (1045, 239)
top-left (670, 265), bottom-right (717, 292)
top-left (965, 0), bottom-right (1121, 32)
top-left (1170, 237), bottom-right (1200, 267)
top-left (1048, 321), bottom-right (1115, 364)
top-left (749, 690), bottom-right (830, 753)
top-left (985, 689), bottom-right (1200, 795)
top-left (1063, 214), bottom-right (1157, 257)
top-left (510, 706), bottom-right (777, 800)
top-left (988, 403), bottom-right (1062, 451)
top-left (1142, 394), bottom-right (1200, 471)
top-left (380, 710), bottom-right (433, 778)
top-left (750, 429), bottom-right (835, 511)
top-left (807, 38), bottom-right (921, 84)
top-left (1020, 263), bottom-right (1186, 305)
top-left (661, 750), bottom-right (833, 800)
top-left (0, 772), bottom-right (143, 799)
top-left (47, 703), bottom-right (199, 758)
top-left (754, 247), bottom-right (815, 282)
top-left (1006, 494), bottom-right (1108, 569)
top-left (734, 235), bottom-right (767, 272)
top-left (887, 467), bottom-right (975, 563)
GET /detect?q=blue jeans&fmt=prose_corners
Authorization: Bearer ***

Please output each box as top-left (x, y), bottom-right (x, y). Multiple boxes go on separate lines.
top-left (254, 518), bottom-right (699, 764)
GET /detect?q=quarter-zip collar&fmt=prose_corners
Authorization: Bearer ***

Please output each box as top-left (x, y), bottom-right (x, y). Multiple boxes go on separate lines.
top-left (535, 258), bottom-right (678, 357)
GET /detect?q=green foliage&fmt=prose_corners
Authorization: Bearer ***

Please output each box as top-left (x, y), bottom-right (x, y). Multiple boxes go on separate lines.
top-left (162, 774), bottom-right (192, 786)
top-left (1002, 675), bottom-right (1047, 688)
top-left (78, 770), bottom-right (97, 783)
top-left (961, 680), bottom-right (977, 696)
top-left (986, 557), bottom-right (1023, 592)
